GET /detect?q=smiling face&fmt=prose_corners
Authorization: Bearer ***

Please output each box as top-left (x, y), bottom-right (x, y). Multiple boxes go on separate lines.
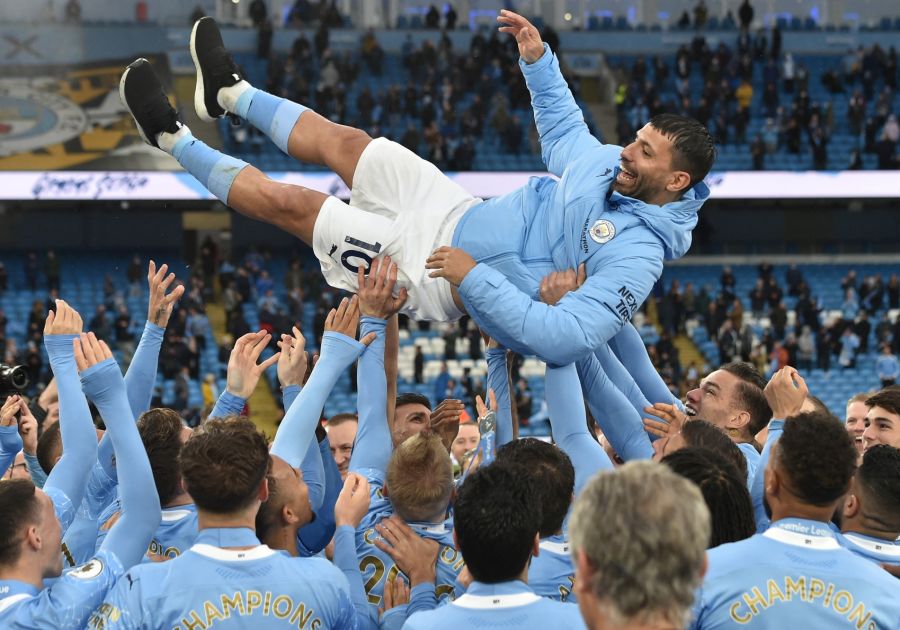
top-left (863, 405), bottom-right (900, 451)
top-left (685, 370), bottom-right (743, 430)
top-left (845, 400), bottom-right (869, 454)
top-left (613, 123), bottom-right (691, 206)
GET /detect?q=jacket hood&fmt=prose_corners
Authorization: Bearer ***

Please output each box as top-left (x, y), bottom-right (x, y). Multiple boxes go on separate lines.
top-left (609, 175), bottom-right (710, 260)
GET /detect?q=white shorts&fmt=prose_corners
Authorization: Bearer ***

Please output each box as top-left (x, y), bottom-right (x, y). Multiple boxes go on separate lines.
top-left (312, 138), bottom-right (481, 322)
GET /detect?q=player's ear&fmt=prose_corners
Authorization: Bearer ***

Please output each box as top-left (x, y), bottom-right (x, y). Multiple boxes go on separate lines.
top-left (381, 482), bottom-right (390, 499)
top-left (531, 533), bottom-right (540, 558)
top-left (573, 549), bottom-right (593, 598)
top-left (258, 477), bottom-right (269, 503)
top-left (843, 492), bottom-right (859, 520)
top-left (281, 503), bottom-right (298, 526)
top-left (25, 524), bottom-right (41, 552)
top-left (666, 170), bottom-right (692, 194)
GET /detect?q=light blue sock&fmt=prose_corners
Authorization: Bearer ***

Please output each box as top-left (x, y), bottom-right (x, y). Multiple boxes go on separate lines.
top-left (240, 89), bottom-right (309, 155)
top-left (172, 132), bottom-right (248, 204)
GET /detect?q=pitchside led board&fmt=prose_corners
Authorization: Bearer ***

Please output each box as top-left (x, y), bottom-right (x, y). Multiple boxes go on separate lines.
top-left (1, 55), bottom-right (899, 201)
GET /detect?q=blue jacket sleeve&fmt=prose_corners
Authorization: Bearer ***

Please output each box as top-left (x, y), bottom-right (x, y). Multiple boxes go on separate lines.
top-left (81, 358), bottom-right (161, 569)
top-left (519, 43), bottom-right (603, 177)
top-left (297, 437), bottom-right (341, 556)
top-left (333, 524), bottom-right (379, 630)
top-left (608, 323), bottom-right (681, 407)
top-left (0, 425), bottom-right (21, 478)
top-left (458, 230), bottom-right (663, 367)
top-left (97, 325), bottom-right (164, 477)
top-left (349, 317), bottom-right (392, 475)
top-left (752, 418), bottom-right (783, 533)
top-left (576, 354), bottom-right (654, 462)
top-left (485, 348), bottom-right (513, 447)
top-left (593, 343), bottom-right (653, 418)
top-left (272, 332), bottom-right (366, 470)
top-left (546, 363), bottom-right (614, 495)
top-left (123, 321), bottom-right (165, 418)
top-left (44, 334), bottom-right (99, 532)
top-left (209, 390), bottom-right (247, 418)
top-left (280, 384), bottom-right (325, 512)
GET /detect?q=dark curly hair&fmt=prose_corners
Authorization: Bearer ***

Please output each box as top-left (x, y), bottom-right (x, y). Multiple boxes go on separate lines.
top-left (856, 445), bottom-right (900, 531)
top-left (662, 447), bottom-right (755, 548)
top-left (776, 411), bottom-right (857, 506)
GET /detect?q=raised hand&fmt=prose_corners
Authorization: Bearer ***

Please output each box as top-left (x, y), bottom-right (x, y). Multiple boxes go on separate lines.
top-left (17, 398), bottom-right (39, 455)
top-left (73, 332), bottom-right (114, 372)
top-left (642, 402), bottom-right (688, 439)
top-left (429, 399), bottom-right (465, 452)
top-left (324, 296), bottom-right (376, 346)
top-left (44, 300), bottom-right (83, 336)
top-left (475, 388), bottom-right (498, 419)
top-left (357, 255), bottom-right (409, 320)
top-left (764, 367), bottom-right (808, 420)
top-left (333, 472), bottom-right (371, 529)
top-left (374, 515), bottom-right (440, 586)
top-left (276, 327), bottom-right (309, 388)
top-left (0, 395), bottom-right (19, 428)
top-left (147, 260), bottom-right (185, 328)
top-left (539, 264), bottom-right (587, 305)
top-left (497, 9), bottom-right (546, 63)
top-left (225, 331), bottom-right (281, 399)
top-left (425, 246), bottom-right (477, 287)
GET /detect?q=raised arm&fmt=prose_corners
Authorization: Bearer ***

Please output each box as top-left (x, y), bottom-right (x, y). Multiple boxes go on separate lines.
top-left (546, 363), bottom-right (614, 495)
top-left (485, 343), bottom-right (514, 447)
top-left (275, 328), bottom-right (324, 511)
top-left (351, 257), bottom-right (408, 476)
top-left (609, 323), bottom-right (682, 408)
top-left (123, 261), bottom-right (184, 417)
top-left (498, 9), bottom-right (603, 176)
top-left (274, 298), bottom-right (369, 472)
top-left (43, 300), bottom-right (98, 532)
top-left (333, 472), bottom-right (379, 630)
top-left (0, 396), bottom-right (23, 476)
top-left (297, 433), bottom-right (342, 556)
top-left (75, 333), bottom-right (160, 569)
top-left (577, 353), bottom-right (654, 462)
top-left (429, 229), bottom-right (663, 367)
top-left (752, 368), bottom-right (807, 532)
top-left (208, 330), bottom-right (281, 419)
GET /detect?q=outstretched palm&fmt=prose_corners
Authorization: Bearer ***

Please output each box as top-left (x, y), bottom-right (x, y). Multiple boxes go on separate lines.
top-left (497, 9), bottom-right (545, 63)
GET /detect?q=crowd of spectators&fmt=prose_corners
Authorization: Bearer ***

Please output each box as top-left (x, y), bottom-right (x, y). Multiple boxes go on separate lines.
top-left (616, 16), bottom-right (899, 170)
top-left (649, 262), bottom-right (900, 393)
top-left (227, 16), bottom-right (584, 171)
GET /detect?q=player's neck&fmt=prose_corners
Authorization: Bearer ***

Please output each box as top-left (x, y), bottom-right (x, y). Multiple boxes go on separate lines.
top-left (197, 508), bottom-right (259, 548)
top-left (769, 498), bottom-right (835, 525)
top-left (841, 516), bottom-right (900, 542)
top-left (164, 492), bottom-right (193, 509)
top-left (0, 558), bottom-right (46, 590)
top-left (264, 526), bottom-right (299, 557)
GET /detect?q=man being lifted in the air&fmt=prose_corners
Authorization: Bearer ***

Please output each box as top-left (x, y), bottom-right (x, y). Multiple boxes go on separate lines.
top-left (120, 9), bottom-right (714, 366)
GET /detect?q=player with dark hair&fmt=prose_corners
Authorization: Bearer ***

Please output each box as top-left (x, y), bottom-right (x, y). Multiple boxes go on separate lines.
top-left (863, 387), bottom-right (900, 451)
top-left (119, 8), bottom-right (713, 369)
top-left (662, 447), bottom-right (755, 547)
top-left (692, 411), bottom-right (900, 628)
top-left (836, 444), bottom-right (900, 566)
top-left (496, 438), bottom-right (578, 601)
top-left (404, 461), bottom-right (586, 629)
